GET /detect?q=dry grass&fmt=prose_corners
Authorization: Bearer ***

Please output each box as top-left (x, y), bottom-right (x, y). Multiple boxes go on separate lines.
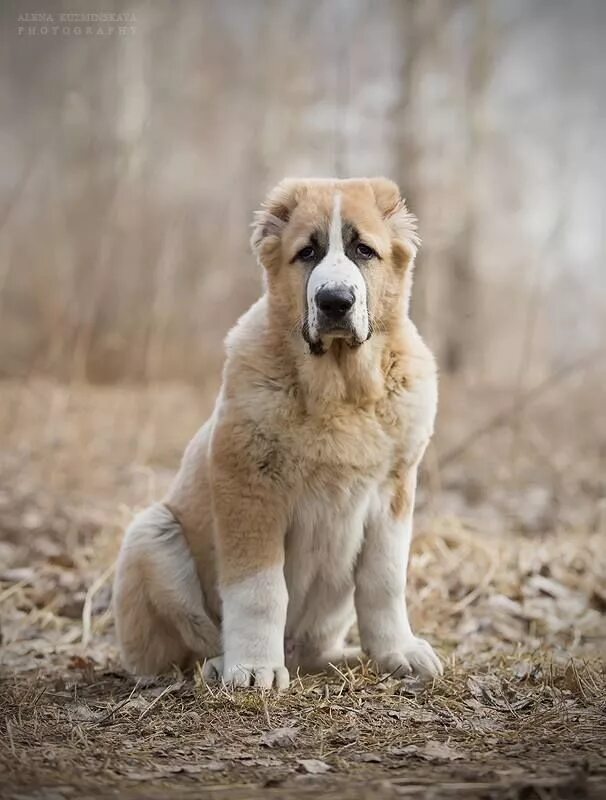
top-left (1, 378), bottom-right (605, 799)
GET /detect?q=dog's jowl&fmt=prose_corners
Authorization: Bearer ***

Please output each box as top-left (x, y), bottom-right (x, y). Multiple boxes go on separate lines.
top-left (113, 177), bottom-right (443, 687)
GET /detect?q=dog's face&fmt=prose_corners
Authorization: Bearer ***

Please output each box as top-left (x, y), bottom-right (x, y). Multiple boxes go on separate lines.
top-left (251, 178), bottom-right (419, 355)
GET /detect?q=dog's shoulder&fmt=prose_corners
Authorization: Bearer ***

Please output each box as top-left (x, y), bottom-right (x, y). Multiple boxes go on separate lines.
top-left (220, 296), bottom-right (297, 408)
top-left (377, 319), bottom-right (438, 465)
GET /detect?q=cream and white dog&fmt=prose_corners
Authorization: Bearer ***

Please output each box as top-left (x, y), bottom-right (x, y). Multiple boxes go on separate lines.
top-left (113, 177), bottom-right (443, 688)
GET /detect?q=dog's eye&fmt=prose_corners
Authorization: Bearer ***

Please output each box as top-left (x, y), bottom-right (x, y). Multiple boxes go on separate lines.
top-left (297, 245), bottom-right (316, 262)
top-left (356, 242), bottom-right (376, 260)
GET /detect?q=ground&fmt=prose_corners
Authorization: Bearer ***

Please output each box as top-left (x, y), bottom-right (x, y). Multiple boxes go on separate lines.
top-left (1, 378), bottom-right (605, 799)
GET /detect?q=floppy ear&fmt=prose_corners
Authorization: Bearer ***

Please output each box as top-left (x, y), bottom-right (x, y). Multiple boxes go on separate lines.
top-left (369, 178), bottom-right (420, 267)
top-left (250, 180), bottom-right (298, 269)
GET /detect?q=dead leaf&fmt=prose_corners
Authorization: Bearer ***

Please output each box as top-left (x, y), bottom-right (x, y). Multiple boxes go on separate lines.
top-left (68, 654), bottom-right (96, 670)
top-left (297, 758), bottom-right (331, 774)
top-left (69, 703), bottom-right (102, 722)
top-left (125, 763), bottom-right (224, 780)
top-left (467, 675), bottom-right (534, 712)
top-left (389, 741), bottom-right (465, 762)
top-left (48, 552), bottom-right (76, 569)
top-left (420, 740), bottom-right (465, 761)
top-left (203, 761), bottom-right (227, 772)
top-left (57, 598), bottom-right (84, 619)
top-left (388, 708), bottom-right (437, 723)
top-left (239, 756), bottom-right (284, 768)
top-left (359, 752), bottom-right (383, 763)
top-left (388, 745), bottom-right (419, 756)
top-left (260, 726), bottom-right (299, 747)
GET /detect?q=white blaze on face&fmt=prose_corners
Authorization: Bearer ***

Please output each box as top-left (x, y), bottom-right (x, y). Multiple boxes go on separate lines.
top-left (306, 192), bottom-right (369, 345)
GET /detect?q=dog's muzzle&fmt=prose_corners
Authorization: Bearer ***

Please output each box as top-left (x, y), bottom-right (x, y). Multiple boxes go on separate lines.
top-left (304, 251), bottom-right (370, 353)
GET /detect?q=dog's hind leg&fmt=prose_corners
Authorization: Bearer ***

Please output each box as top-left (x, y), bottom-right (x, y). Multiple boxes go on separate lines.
top-left (113, 503), bottom-right (220, 676)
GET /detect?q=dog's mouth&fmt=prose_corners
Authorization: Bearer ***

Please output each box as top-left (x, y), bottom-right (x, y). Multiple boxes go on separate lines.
top-left (302, 317), bottom-right (370, 356)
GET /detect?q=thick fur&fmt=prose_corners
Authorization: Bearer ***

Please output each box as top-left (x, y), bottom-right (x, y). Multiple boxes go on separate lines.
top-left (113, 177), bottom-right (443, 687)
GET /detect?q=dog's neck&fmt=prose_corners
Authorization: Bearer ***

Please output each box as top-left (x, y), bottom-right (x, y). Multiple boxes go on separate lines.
top-left (263, 293), bottom-right (408, 418)
top-left (292, 332), bottom-right (390, 416)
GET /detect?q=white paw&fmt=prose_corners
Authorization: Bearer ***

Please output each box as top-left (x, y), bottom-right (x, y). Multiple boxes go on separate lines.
top-left (223, 662), bottom-right (290, 690)
top-left (373, 637), bottom-right (443, 680)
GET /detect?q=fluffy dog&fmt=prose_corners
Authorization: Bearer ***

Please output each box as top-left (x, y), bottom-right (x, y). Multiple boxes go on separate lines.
top-left (113, 177), bottom-right (443, 688)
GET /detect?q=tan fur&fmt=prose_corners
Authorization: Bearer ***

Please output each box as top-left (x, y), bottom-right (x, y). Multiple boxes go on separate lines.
top-left (113, 177), bottom-right (442, 685)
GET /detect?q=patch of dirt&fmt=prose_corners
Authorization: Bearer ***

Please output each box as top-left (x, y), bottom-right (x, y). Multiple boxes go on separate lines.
top-left (1, 380), bottom-right (605, 798)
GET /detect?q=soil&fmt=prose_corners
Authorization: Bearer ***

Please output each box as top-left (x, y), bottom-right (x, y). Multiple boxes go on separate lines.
top-left (1, 379), bottom-right (604, 799)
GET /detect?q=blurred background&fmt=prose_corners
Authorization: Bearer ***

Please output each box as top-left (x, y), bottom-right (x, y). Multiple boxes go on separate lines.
top-left (2, 0), bottom-right (605, 384)
top-left (0, 4), bottom-right (605, 784)
top-left (1, 0), bottom-right (605, 540)
top-left (0, 0), bottom-right (604, 586)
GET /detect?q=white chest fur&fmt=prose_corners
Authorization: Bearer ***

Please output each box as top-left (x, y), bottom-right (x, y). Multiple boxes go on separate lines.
top-left (283, 466), bottom-right (380, 652)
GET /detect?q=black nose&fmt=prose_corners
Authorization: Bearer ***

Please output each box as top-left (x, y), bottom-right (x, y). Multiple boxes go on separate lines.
top-left (316, 286), bottom-right (355, 318)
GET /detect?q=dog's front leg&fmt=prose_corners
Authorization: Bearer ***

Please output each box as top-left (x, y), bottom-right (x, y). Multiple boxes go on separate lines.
top-left (210, 419), bottom-right (290, 690)
top-left (355, 466), bottom-right (442, 680)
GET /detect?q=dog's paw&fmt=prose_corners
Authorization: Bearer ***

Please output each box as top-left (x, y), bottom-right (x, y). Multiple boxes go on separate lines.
top-left (222, 662), bottom-right (290, 690)
top-left (199, 655), bottom-right (224, 683)
top-left (373, 637), bottom-right (443, 680)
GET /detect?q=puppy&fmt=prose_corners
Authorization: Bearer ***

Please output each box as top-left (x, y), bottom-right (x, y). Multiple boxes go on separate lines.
top-left (113, 177), bottom-right (442, 688)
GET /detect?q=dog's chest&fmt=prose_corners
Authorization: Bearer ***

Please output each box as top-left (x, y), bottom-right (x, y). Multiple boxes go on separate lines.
top-left (284, 473), bottom-right (373, 628)
top-left (289, 405), bottom-right (393, 479)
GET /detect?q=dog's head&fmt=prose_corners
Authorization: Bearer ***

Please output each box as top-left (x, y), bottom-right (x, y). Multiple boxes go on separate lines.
top-left (251, 178), bottom-right (419, 355)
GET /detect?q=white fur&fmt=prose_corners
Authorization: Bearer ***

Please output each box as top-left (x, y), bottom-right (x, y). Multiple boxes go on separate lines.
top-left (221, 566), bottom-right (289, 689)
top-left (282, 482), bottom-right (371, 670)
top-left (355, 479), bottom-right (443, 679)
top-left (114, 467), bottom-right (442, 684)
top-left (217, 456), bottom-right (441, 684)
top-left (306, 192), bottom-right (369, 344)
top-left (114, 411), bottom-right (442, 684)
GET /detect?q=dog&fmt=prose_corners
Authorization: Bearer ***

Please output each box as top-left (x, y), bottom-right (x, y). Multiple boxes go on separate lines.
top-left (113, 177), bottom-right (443, 688)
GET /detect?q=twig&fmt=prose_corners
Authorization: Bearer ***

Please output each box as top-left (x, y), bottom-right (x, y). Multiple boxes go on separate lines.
top-left (0, 580), bottom-right (27, 605)
top-left (81, 562), bottom-right (115, 647)
top-left (93, 679), bottom-right (141, 726)
top-left (438, 349), bottom-right (605, 468)
top-left (137, 681), bottom-right (183, 721)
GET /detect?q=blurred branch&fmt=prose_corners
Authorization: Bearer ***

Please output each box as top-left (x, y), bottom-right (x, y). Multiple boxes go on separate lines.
top-left (438, 347), bottom-right (606, 468)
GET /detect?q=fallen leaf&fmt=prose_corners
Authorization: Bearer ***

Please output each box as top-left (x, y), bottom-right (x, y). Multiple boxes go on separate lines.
top-left (467, 675), bottom-right (534, 711)
top-left (69, 703), bottom-right (102, 722)
top-left (297, 758), bottom-right (331, 774)
top-left (420, 740), bottom-right (465, 761)
top-left (388, 745), bottom-right (419, 756)
top-left (388, 708), bottom-right (437, 723)
top-left (68, 654), bottom-right (96, 670)
top-left (125, 763), bottom-right (224, 780)
top-left (260, 726), bottom-right (299, 748)
top-left (359, 752), bottom-right (382, 763)
top-left (389, 741), bottom-right (465, 762)
top-left (203, 761), bottom-right (227, 772)
top-left (239, 757), bottom-right (284, 768)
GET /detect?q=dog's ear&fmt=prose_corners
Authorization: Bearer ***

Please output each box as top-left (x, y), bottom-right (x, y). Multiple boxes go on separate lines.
top-left (369, 177), bottom-right (420, 266)
top-left (251, 180), bottom-right (298, 268)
